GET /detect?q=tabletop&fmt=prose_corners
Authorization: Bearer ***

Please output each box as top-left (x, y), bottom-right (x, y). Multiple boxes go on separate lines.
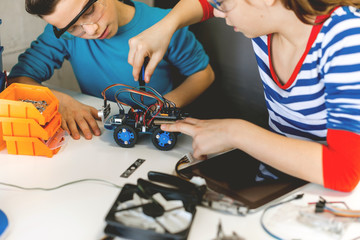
top-left (0, 88), bottom-right (359, 240)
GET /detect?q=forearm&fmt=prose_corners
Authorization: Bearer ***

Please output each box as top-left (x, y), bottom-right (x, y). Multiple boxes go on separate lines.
top-left (8, 76), bottom-right (42, 86)
top-left (145, 0), bottom-right (204, 51)
top-left (164, 64), bottom-right (214, 108)
top-left (229, 119), bottom-right (323, 185)
top-left (166, 0), bottom-right (204, 31)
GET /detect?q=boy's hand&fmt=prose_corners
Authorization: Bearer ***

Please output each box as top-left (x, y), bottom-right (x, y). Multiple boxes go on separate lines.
top-left (57, 93), bottom-right (101, 140)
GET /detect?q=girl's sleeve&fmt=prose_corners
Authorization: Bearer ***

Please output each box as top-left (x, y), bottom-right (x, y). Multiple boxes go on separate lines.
top-left (323, 129), bottom-right (360, 192)
top-left (198, 0), bottom-right (214, 21)
top-left (321, 11), bottom-right (360, 192)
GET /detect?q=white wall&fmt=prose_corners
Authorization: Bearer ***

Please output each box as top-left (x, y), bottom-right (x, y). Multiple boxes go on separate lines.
top-left (0, 0), bottom-right (153, 92)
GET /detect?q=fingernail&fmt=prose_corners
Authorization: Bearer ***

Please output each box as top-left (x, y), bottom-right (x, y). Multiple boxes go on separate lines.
top-left (72, 134), bottom-right (80, 140)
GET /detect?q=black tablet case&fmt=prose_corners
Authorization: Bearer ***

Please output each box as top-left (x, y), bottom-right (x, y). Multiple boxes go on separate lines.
top-left (178, 149), bottom-right (307, 211)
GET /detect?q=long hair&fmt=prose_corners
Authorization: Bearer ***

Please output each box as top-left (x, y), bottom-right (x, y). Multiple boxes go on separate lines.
top-left (281, 0), bottom-right (360, 24)
top-left (25, 0), bottom-right (61, 16)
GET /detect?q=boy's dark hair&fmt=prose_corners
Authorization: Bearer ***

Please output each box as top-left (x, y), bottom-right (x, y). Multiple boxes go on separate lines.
top-left (25, 0), bottom-right (61, 16)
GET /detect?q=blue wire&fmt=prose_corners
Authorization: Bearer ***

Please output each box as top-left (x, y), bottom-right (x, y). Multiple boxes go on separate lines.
top-left (260, 194), bottom-right (304, 240)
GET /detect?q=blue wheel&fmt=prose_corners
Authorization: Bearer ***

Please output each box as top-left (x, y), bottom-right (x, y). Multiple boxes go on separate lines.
top-left (151, 128), bottom-right (177, 151)
top-left (113, 125), bottom-right (138, 148)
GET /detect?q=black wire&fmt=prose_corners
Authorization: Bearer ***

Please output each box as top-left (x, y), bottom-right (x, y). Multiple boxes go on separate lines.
top-left (175, 155), bottom-right (191, 180)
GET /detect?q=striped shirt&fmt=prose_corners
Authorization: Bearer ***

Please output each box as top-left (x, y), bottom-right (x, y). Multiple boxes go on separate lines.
top-left (199, 2), bottom-right (360, 190)
top-left (252, 6), bottom-right (360, 143)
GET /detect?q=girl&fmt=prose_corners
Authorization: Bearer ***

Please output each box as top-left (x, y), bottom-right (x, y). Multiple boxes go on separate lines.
top-left (128, 0), bottom-right (360, 192)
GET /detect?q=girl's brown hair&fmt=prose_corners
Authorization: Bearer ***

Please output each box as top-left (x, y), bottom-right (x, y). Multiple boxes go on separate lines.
top-left (281, 0), bottom-right (360, 24)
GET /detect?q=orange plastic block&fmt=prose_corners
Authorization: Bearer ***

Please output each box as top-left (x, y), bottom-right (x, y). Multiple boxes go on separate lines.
top-left (0, 112), bottom-right (61, 140)
top-left (0, 124), bottom-right (5, 150)
top-left (3, 128), bottom-right (66, 158)
top-left (0, 83), bottom-right (59, 125)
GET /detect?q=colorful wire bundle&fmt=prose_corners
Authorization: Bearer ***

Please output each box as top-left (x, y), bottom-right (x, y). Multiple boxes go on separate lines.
top-left (312, 197), bottom-right (360, 218)
top-left (101, 83), bottom-right (176, 127)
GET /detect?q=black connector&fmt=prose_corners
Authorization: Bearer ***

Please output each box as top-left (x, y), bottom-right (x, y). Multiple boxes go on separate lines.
top-left (295, 193), bottom-right (304, 200)
top-left (315, 196), bottom-right (327, 213)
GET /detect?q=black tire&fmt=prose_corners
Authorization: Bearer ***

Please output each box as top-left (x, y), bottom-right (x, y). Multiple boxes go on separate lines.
top-left (113, 125), bottom-right (138, 148)
top-left (151, 128), bottom-right (177, 151)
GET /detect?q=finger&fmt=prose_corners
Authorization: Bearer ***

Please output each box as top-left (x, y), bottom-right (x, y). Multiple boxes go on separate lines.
top-left (192, 141), bottom-right (207, 160)
top-left (144, 53), bottom-right (162, 83)
top-left (192, 143), bottom-right (201, 159)
top-left (67, 119), bottom-right (81, 140)
top-left (128, 37), bottom-right (138, 66)
top-left (193, 151), bottom-right (207, 160)
top-left (161, 122), bottom-right (195, 137)
top-left (76, 117), bottom-right (93, 140)
top-left (192, 152), bottom-right (207, 161)
top-left (132, 56), bottom-right (142, 82)
top-left (181, 117), bottom-right (201, 125)
top-left (90, 107), bottom-right (101, 121)
top-left (132, 46), bottom-right (149, 82)
top-left (84, 113), bottom-right (101, 136)
top-left (61, 118), bottom-right (70, 134)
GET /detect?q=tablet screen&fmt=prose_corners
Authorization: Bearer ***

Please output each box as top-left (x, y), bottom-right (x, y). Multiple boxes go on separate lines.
top-left (178, 149), bottom-right (307, 211)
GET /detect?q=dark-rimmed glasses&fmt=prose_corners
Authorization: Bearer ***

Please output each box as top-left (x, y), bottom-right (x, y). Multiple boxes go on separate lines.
top-left (53, 0), bottom-right (105, 39)
top-left (207, 0), bottom-right (237, 13)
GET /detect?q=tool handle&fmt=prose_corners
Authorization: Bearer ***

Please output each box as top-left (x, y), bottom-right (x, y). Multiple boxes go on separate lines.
top-left (138, 57), bottom-right (149, 88)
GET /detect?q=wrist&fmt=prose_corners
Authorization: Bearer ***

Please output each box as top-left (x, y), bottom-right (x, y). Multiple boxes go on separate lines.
top-left (226, 119), bottom-right (248, 149)
top-left (166, 0), bottom-right (203, 30)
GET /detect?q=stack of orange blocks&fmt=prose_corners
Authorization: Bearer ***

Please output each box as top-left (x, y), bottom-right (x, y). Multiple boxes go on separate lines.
top-left (0, 83), bottom-right (66, 157)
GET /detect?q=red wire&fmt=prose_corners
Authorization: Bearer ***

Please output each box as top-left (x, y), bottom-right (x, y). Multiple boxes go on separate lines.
top-left (147, 104), bottom-right (163, 126)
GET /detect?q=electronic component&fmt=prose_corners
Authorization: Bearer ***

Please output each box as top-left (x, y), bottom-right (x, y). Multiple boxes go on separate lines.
top-left (313, 196), bottom-right (360, 218)
top-left (297, 209), bottom-right (345, 235)
top-left (120, 158), bottom-right (145, 178)
top-left (98, 83), bottom-right (189, 151)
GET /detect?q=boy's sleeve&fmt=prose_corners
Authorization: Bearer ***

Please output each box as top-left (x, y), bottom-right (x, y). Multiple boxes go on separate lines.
top-left (198, 0), bottom-right (214, 21)
top-left (165, 26), bottom-right (209, 77)
top-left (8, 24), bottom-right (69, 83)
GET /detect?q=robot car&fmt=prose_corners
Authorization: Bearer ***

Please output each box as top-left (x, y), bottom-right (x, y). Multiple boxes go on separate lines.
top-left (98, 84), bottom-right (189, 151)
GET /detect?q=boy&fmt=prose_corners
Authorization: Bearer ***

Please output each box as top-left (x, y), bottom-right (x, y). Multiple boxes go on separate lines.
top-left (8, 0), bottom-right (214, 140)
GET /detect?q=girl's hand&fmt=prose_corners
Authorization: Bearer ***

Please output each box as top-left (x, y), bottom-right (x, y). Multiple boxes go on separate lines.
top-left (128, 22), bottom-right (173, 83)
top-left (161, 118), bottom-right (236, 159)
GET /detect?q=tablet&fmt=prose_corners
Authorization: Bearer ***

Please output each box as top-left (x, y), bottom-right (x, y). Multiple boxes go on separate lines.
top-left (177, 149), bottom-right (307, 212)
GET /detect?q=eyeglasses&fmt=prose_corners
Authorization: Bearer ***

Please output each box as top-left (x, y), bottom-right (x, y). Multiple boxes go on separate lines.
top-left (53, 0), bottom-right (106, 39)
top-left (207, 0), bottom-right (237, 12)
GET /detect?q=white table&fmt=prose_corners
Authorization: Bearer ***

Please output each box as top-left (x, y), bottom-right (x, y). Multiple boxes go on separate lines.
top-left (1, 90), bottom-right (359, 240)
